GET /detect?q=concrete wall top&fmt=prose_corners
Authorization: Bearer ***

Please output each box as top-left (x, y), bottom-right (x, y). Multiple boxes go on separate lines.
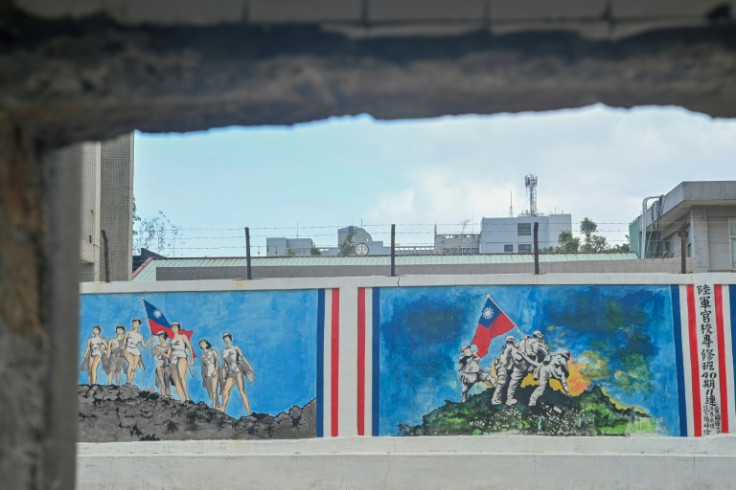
top-left (79, 433), bottom-right (736, 456)
top-left (81, 271), bottom-right (736, 295)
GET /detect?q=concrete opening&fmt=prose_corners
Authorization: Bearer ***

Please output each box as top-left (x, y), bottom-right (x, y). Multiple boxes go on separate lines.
top-left (2, 1), bottom-right (736, 488)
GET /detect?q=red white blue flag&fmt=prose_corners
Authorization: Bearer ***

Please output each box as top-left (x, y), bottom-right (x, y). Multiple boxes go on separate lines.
top-left (142, 299), bottom-right (196, 357)
top-left (471, 296), bottom-right (516, 358)
top-left (673, 284), bottom-right (734, 436)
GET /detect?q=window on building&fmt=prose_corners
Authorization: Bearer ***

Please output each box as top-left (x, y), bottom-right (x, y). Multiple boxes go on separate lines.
top-left (504, 244), bottom-right (513, 253)
top-left (517, 223), bottom-right (531, 236)
top-left (518, 244), bottom-right (532, 253)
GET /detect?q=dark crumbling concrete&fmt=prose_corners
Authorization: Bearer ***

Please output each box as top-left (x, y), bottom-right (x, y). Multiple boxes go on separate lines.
top-left (1, 6), bottom-right (736, 149)
top-left (78, 384), bottom-right (316, 442)
top-left (0, 122), bottom-right (47, 490)
top-left (0, 2), bottom-right (735, 489)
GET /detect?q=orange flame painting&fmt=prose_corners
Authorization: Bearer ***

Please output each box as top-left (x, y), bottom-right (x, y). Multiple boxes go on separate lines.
top-left (520, 359), bottom-right (592, 396)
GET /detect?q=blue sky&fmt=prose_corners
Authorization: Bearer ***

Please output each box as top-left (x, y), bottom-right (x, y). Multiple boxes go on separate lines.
top-left (134, 104), bottom-right (736, 256)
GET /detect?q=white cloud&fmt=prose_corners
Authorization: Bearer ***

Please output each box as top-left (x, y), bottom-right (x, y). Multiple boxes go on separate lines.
top-left (136, 105), bottom-right (736, 254)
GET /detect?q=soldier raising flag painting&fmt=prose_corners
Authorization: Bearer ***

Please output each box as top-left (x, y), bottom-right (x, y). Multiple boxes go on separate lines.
top-left (470, 295), bottom-right (516, 358)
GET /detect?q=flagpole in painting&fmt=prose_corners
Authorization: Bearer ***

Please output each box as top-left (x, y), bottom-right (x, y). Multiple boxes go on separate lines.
top-left (470, 295), bottom-right (517, 358)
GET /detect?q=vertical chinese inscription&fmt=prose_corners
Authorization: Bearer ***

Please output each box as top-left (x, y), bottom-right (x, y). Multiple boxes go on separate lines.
top-left (696, 284), bottom-right (722, 435)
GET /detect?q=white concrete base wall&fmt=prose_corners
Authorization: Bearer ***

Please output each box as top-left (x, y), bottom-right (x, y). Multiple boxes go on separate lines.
top-left (78, 436), bottom-right (736, 490)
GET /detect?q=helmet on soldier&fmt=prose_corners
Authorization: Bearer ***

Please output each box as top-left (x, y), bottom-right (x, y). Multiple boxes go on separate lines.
top-left (532, 330), bottom-right (544, 339)
top-left (559, 349), bottom-right (571, 359)
top-left (505, 335), bottom-right (515, 343)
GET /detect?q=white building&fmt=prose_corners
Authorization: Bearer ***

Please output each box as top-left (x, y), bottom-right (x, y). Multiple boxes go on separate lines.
top-left (79, 133), bottom-right (135, 282)
top-left (266, 237), bottom-right (316, 256)
top-left (479, 214), bottom-right (572, 254)
top-left (631, 181), bottom-right (736, 271)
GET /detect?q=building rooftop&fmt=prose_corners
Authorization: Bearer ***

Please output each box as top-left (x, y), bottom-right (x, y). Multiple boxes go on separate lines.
top-left (655, 181), bottom-right (736, 224)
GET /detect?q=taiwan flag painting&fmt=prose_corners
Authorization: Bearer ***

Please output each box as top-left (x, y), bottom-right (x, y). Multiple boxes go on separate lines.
top-left (142, 298), bottom-right (196, 357)
top-left (470, 295), bottom-right (516, 358)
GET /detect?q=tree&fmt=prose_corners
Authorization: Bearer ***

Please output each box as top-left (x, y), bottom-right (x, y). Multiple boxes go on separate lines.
top-left (591, 235), bottom-right (608, 253)
top-left (310, 246), bottom-right (322, 256)
top-left (133, 210), bottom-right (182, 256)
top-left (610, 236), bottom-right (631, 253)
top-left (579, 217), bottom-right (613, 253)
top-left (579, 217), bottom-right (598, 252)
top-left (338, 230), bottom-right (356, 257)
top-left (557, 230), bottom-right (580, 253)
top-left (556, 218), bottom-right (614, 254)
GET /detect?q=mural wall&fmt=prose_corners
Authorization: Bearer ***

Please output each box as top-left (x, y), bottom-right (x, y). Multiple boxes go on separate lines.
top-left (78, 288), bottom-right (330, 441)
top-left (78, 280), bottom-right (735, 441)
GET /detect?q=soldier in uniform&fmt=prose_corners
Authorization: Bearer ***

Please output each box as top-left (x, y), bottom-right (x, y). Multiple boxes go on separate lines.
top-left (529, 349), bottom-right (571, 407)
top-left (491, 335), bottom-right (518, 405)
top-left (458, 345), bottom-right (494, 402)
top-left (506, 330), bottom-right (547, 406)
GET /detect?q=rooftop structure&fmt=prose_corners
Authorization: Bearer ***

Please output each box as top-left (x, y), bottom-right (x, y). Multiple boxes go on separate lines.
top-left (630, 181), bottom-right (736, 271)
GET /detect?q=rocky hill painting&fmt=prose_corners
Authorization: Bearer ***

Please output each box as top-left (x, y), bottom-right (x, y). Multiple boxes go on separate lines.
top-left (400, 384), bottom-right (653, 437)
top-left (78, 385), bottom-right (316, 442)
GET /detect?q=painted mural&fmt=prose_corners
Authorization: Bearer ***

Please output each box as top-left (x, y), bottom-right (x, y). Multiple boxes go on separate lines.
top-left (78, 289), bottom-right (322, 441)
top-left (365, 285), bottom-right (735, 437)
top-left (79, 281), bottom-right (735, 441)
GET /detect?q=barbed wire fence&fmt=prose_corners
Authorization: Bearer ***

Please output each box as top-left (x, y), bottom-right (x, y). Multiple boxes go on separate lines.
top-left (134, 220), bottom-right (647, 257)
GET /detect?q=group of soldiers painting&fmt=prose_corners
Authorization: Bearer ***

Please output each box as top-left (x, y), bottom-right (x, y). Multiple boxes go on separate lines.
top-left (458, 330), bottom-right (571, 407)
top-left (81, 320), bottom-right (255, 414)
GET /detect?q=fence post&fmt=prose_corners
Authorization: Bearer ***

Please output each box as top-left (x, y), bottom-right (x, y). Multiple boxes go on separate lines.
top-left (390, 224), bottom-right (396, 277)
top-left (533, 221), bottom-right (540, 275)
top-left (245, 227), bottom-right (252, 280)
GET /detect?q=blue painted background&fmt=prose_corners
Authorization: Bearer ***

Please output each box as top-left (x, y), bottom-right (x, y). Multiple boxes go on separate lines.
top-left (79, 289), bottom-right (318, 418)
top-left (377, 285), bottom-right (680, 436)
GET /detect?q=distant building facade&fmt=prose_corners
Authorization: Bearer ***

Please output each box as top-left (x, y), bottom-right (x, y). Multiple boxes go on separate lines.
top-left (630, 181), bottom-right (736, 271)
top-left (433, 233), bottom-right (480, 255)
top-left (478, 214), bottom-right (572, 254)
top-left (267, 237), bottom-right (317, 256)
top-left (80, 133), bottom-right (135, 282)
top-left (269, 217), bottom-right (573, 258)
top-left (268, 226), bottom-right (393, 257)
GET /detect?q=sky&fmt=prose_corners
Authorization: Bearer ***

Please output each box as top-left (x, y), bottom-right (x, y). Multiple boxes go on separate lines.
top-left (133, 104), bottom-right (736, 257)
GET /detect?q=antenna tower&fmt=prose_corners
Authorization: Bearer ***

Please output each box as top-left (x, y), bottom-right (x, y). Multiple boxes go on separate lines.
top-left (525, 174), bottom-right (538, 217)
top-left (509, 191), bottom-right (514, 217)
